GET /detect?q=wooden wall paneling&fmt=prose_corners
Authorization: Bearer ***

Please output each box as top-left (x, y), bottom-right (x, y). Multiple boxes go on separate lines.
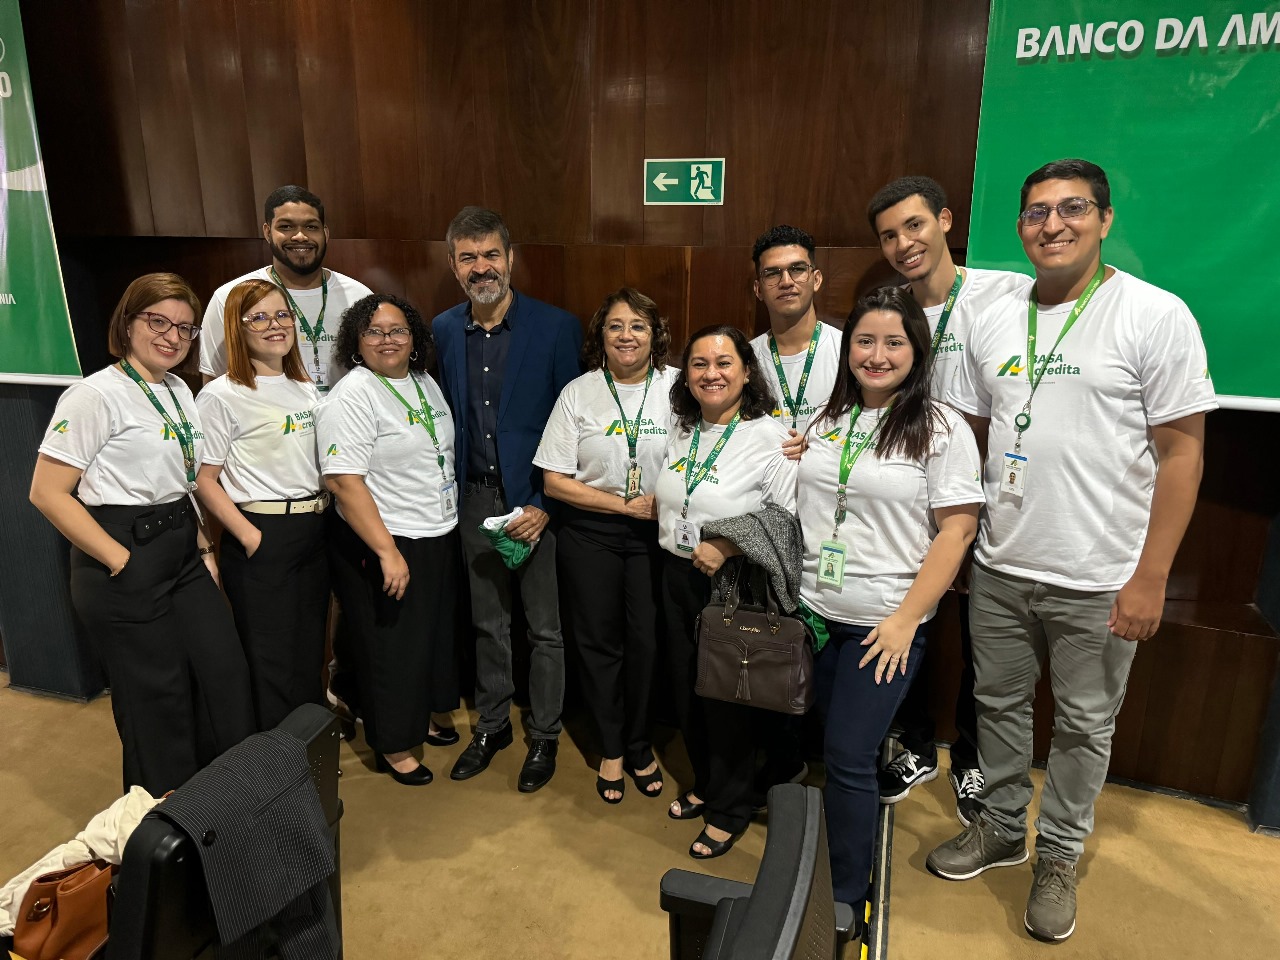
top-left (326, 239), bottom-right (406, 300)
top-left (471, 2), bottom-right (593, 243)
top-left (811, 247), bottom-right (897, 326)
top-left (400, 241), bottom-right (462, 322)
top-left (560, 245), bottom-right (626, 327)
top-left (23, 0), bottom-right (154, 236)
top-left (687, 247), bottom-right (755, 337)
top-left (415, 0), bottom-right (481, 236)
top-left (349, 0), bottom-right (423, 241)
top-left (905, 0), bottom-right (990, 246)
top-left (623, 245), bottom-right (690, 360)
top-left (1219, 637), bottom-right (1279, 799)
top-left (233, 0), bottom-right (310, 214)
top-left (589, 0), bottom-right (645, 244)
top-left (179, 0), bottom-right (257, 237)
top-left (123, 0), bottom-right (206, 236)
top-left (292, 0), bottom-right (366, 238)
top-left (510, 244), bottom-right (567, 312)
top-left (641, 0), bottom-right (708, 247)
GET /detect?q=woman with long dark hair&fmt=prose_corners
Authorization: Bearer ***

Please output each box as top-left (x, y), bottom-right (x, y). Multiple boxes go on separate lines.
top-left (796, 286), bottom-right (983, 921)
top-left (655, 323), bottom-right (796, 858)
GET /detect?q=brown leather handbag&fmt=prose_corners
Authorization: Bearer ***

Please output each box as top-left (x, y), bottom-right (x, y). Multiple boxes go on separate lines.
top-left (13, 860), bottom-right (115, 960)
top-left (695, 560), bottom-right (815, 715)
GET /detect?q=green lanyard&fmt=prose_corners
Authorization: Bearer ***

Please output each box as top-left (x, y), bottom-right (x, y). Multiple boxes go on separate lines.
top-left (832, 404), bottom-right (890, 538)
top-left (768, 323), bottom-right (822, 429)
top-left (603, 365), bottom-right (653, 464)
top-left (119, 358), bottom-right (197, 488)
top-left (682, 410), bottom-right (741, 519)
top-left (375, 373), bottom-right (447, 477)
top-left (1014, 263), bottom-right (1106, 438)
top-left (270, 267), bottom-right (329, 386)
top-left (928, 269), bottom-right (965, 356)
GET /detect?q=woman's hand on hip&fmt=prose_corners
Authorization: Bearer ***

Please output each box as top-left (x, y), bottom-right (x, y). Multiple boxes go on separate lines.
top-left (378, 547), bottom-right (410, 600)
top-left (202, 552), bottom-right (221, 589)
top-left (858, 613), bottom-right (917, 684)
top-left (244, 526), bottom-right (264, 559)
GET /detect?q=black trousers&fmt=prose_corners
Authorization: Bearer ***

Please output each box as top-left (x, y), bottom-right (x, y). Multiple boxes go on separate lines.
top-left (327, 514), bottom-right (459, 754)
top-left (892, 593), bottom-right (979, 770)
top-left (71, 499), bottom-right (255, 796)
top-left (557, 508), bottom-right (662, 768)
top-left (219, 508), bottom-right (330, 730)
top-left (660, 553), bottom-right (761, 834)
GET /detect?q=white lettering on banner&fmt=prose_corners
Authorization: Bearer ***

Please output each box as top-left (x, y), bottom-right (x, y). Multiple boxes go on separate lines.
top-left (1094, 21), bottom-right (1120, 53)
top-left (1156, 17), bottom-right (1208, 50)
top-left (0, 72), bottom-right (11, 99)
top-left (1117, 20), bottom-right (1144, 51)
top-left (1015, 13), bottom-right (1280, 59)
top-left (1220, 14), bottom-right (1248, 48)
top-left (0, 293), bottom-right (14, 304)
top-left (1251, 12), bottom-right (1280, 46)
top-left (1017, 27), bottom-right (1040, 58)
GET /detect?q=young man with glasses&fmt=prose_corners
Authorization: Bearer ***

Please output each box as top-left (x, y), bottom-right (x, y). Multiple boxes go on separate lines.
top-left (927, 159), bottom-right (1216, 942)
top-left (866, 176), bottom-right (1031, 824)
top-left (432, 206), bottom-right (583, 793)
top-left (199, 185), bottom-right (373, 394)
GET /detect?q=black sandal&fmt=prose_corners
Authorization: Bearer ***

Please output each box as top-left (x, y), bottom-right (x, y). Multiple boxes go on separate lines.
top-left (689, 828), bottom-right (739, 860)
top-left (627, 763), bottom-right (664, 798)
top-left (668, 791), bottom-right (705, 820)
top-left (596, 775), bottom-right (625, 804)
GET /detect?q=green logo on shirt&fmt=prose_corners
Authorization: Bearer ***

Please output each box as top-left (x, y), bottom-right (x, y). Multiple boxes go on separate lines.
top-left (997, 353), bottom-right (1080, 378)
top-left (817, 427), bottom-right (841, 442)
top-left (668, 457), bottom-right (719, 482)
top-left (604, 418), bottom-right (667, 437)
top-left (327, 444), bottom-right (339, 456)
top-left (282, 411), bottom-right (314, 434)
top-left (52, 419), bottom-right (68, 434)
top-left (997, 355), bottom-right (1025, 377)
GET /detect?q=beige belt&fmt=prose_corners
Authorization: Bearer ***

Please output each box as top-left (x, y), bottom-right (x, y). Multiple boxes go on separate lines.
top-left (240, 492), bottom-right (330, 515)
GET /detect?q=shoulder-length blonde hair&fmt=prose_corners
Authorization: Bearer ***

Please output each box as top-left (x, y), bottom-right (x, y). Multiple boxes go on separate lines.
top-left (223, 279), bottom-right (310, 388)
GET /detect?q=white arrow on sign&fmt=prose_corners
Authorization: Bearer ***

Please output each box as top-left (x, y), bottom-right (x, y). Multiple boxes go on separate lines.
top-left (652, 172), bottom-right (679, 192)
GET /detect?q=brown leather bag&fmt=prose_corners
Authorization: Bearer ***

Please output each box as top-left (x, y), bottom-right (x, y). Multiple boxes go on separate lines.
top-left (695, 560), bottom-right (815, 715)
top-left (13, 860), bottom-right (115, 960)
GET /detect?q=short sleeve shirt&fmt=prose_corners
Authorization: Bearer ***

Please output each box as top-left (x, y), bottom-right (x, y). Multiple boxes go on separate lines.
top-left (749, 321), bottom-right (842, 434)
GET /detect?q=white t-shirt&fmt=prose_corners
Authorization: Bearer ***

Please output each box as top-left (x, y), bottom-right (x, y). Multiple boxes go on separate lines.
top-left (917, 267), bottom-right (1032, 398)
top-left (533, 366), bottom-right (677, 498)
top-left (797, 404), bottom-right (983, 625)
top-left (198, 266), bottom-right (373, 391)
top-left (749, 321), bottom-right (842, 434)
top-left (946, 267), bottom-right (1218, 591)
top-left (655, 415), bottom-right (797, 556)
top-left (196, 374), bottom-right (323, 503)
top-left (39, 366), bottom-right (206, 506)
top-left (315, 366), bottom-right (457, 538)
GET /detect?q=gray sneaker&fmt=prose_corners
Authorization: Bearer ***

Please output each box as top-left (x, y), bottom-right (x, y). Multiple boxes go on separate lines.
top-left (1024, 858), bottom-right (1077, 942)
top-left (926, 813), bottom-right (1029, 880)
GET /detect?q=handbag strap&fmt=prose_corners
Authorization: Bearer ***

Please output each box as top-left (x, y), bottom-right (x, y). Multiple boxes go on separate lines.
top-left (721, 557), bottom-right (744, 623)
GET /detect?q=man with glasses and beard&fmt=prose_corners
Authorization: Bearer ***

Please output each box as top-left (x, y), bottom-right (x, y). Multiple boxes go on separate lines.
top-left (199, 185), bottom-right (373, 393)
top-left (432, 206), bottom-right (582, 793)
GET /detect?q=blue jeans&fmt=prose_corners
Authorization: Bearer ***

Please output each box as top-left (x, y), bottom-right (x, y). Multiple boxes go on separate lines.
top-left (816, 619), bottom-right (927, 908)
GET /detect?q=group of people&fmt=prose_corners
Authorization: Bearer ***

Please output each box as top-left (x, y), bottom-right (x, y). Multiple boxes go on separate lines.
top-left (30, 158), bottom-right (1215, 944)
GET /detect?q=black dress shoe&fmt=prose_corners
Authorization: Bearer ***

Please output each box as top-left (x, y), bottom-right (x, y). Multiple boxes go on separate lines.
top-left (425, 727), bottom-right (460, 747)
top-left (374, 754), bottom-right (434, 786)
top-left (518, 739), bottom-right (558, 793)
top-left (450, 725), bottom-right (514, 780)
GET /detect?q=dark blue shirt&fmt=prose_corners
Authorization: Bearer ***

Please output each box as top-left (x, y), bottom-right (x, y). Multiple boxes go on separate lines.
top-left (464, 311), bottom-right (511, 482)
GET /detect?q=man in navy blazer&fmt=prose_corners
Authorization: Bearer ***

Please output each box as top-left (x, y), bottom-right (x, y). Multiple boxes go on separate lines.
top-left (432, 206), bottom-right (583, 792)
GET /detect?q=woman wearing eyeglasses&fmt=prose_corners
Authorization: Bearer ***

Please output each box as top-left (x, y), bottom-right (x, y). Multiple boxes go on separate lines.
top-left (194, 279), bottom-right (329, 730)
top-left (30, 273), bottom-right (255, 796)
top-left (315, 293), bottom-right (460, 786)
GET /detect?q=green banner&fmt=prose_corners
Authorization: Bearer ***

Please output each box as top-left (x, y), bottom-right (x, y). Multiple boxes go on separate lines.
top-left (970, 1), bottom-right (1280, 410)
top-left (0, 0), bottom-right (80, 384)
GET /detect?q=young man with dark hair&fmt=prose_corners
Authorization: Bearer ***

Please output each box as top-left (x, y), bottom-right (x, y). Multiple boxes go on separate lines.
top-left (927, 159), bottom-right (1215, 942)
top-left (200, 185), bottom-right (373, 392)
top-left (866, 176), bottom-right (1031, 823)
top-left (432, 206), bottom-right (583, 793)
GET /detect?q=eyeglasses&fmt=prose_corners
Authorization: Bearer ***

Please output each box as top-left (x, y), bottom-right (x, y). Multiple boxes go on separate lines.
top-left (1018, 197), bottom-right (1101, 226)
top-left (759, 262), bottom-right (813, 286)
top-left (241, 310), bottom-right (296, 332)
top-left (136, 312), bottom-right (201, 341)
top-left (360, 326), bottom-right (413, 344)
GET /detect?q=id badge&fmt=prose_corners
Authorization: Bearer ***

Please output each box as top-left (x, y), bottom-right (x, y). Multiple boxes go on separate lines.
top-left (440, 481), bottom-right (458, 520)
top-left (1000, 452), bottom-right (1028, 497)
top-left (675, 519), bottom-right (700, 553)
top-left (818, 540), bottom-right (846, 588)
top-left (625, 464), bottom-right (643, 500)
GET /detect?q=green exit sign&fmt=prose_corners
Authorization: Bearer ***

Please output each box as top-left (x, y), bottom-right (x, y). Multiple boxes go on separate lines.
top-left (643, 158), bottom-right (725, 205)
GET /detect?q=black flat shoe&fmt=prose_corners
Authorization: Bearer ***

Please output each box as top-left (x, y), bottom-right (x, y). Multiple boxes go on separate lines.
top-left (689, 828), bottom-right (739, 860)
top-left (450, 724), bottom-right (514, 781)
top-left (596, 775), bottom-right (625, 804)
top-left (375, 754), bottom-right (434, 786)
top-left (628, 764), bottom-right (664, 798)
top-left (668, 791), bottom-right (705, 821)
top-left (425, 727), bottom-right (460, 747)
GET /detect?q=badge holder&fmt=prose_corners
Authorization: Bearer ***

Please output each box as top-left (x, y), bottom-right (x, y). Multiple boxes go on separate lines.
top-left (625, 462), bottom-right (643, 500)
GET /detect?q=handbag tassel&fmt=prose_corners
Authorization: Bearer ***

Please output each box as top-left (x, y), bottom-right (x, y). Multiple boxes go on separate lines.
top-left (736, 657), bottom-right (750, 701)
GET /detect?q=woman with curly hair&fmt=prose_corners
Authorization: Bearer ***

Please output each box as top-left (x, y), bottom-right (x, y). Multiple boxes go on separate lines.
top-left (534, 288), bottom-right (675, 804)
top-left (315, 293), bottom-right (460, 786)
top-left (654, 324), bottom-right (797, 858)
top-left (194, 278), bottom-right (329, 730)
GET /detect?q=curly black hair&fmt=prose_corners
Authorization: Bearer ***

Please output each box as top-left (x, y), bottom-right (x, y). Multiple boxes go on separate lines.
top-left (332, 293), bottom-right (434, 374)
top-left (669, 324), bottom-right (778, 433)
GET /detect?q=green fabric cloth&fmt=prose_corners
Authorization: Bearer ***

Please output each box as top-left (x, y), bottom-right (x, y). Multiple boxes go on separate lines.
top-left (480, 521), bottom-right (532, 570)
top-left (796, 600), bottom-right (830, 653)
